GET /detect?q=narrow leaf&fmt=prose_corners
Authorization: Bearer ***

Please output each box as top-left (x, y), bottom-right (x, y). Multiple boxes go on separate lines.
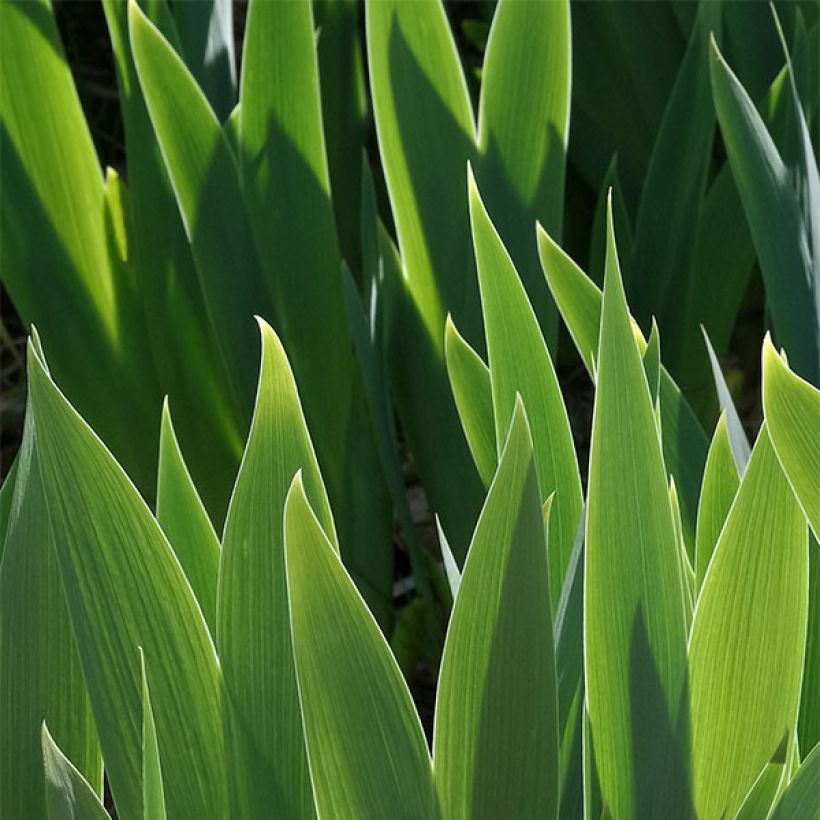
top-left (217, 319), bottom-right (335, 818)
top-left (139, 650), bottom-right (166, 820)
top-left (444, 315), bottom-right (496, 487)
top-left (42, 725), bottom-right (111, 820)
top-left (771, 743), bottom-right (820, 820)
top-left (285, 474), bottom-right (439, 819)
top-left (434, 399), bottom-right (559, 819)
top-left (156, 399), bottom-right (220, 634)
top-left (690, 426), bottom-right (808, 819)
top-left (694, 412), bottom-right (740, 590)
top-left (469, 170), bottom-right (582, 606)
top-left (584, 201), bottom-right (689, 818)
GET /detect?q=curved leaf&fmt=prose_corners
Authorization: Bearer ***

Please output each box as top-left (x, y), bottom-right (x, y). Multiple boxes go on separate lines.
top-left (771, 743), bottom-right (820, 820)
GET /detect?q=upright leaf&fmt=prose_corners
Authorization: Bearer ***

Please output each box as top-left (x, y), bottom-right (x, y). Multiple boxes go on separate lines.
top-left (217, 320), bottom-right (335, 818)
top-left (156, 399), bottom-right (220, 634)
top-left (770, 743), bottom-right (820, 820)
top-left (29, 341), bottom-right (227, 820)
top-left (476, 0), bottom-right (570, 345)
top-left (139, 650), bottom-right (166, 820)
top-left (172, 0), bottom-right (236, 121)
top-left (444, 315), bottom-right (496, 487)
top-left (538, 224), bottom-right (708, 555)
top-left (584, 202), bottom-right (689, 818)
top-left (469, 171), bottom-right (582, 605)
top-left (694, 413), bottom-right (740, 590)
top-left (689, 426), bottom-right (808, 819)
top-left (0, 398), bottom-right (100, 818)
top-left (42, 725), bottom-right (111, 820)
top-left (434, 400), bottom-right (559, 819)
top-left (284, 475), bottom-right (439, 819)
top-left (763, 335), bottom-right (820, 537)
top-left (711, 38), bottom-right (820, 384)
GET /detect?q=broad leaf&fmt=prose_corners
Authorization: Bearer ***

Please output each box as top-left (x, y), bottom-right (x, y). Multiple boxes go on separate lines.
top-left (284, 475), bottom-right (440, 819)
top-left (434, 399), bottom-right (559, 819)
top-left (29, 340), bottom-right (226, 820)
top-left (690, 426), bottom-right (808, 819)
top-left (584, 203), bottom-right (689, 818)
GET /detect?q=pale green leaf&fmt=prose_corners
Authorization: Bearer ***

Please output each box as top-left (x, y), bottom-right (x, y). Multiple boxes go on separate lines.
top-left (42, 725), bottom-right (111, 820)
top-left (139, 649), bottom-right (166, 820)
top-left (475, 0), bottom-right (570, 346)
top-left (434, 399), bottom-right (558, 819)
top-left (469, 170), bottom-right (582, 607)
top-left (435, 516), bottom-right (461, 601)
top-left (0, 398), bottom-right (100, 818)
top-left (734, 737), bottom-right (788, 820)
top-left (537, 224), bottom-right (708, 553)
top-left (690, 426), bottom-right (808, 819)
top-left (156, 399), bottom-right (220, 634)
top-left (29, 341), bottom-right (227, 820)
top-left (643, 318), bottom-right (661, 407)
top-left (694, 412), bottom-right (740, 591)
top-left (763, 335), bottom-right (820, 538)
top-left (284, 474), bottom-right (440, 819)
top-left (217, 319), bottom-right (335, 817)
top-left (584, 202), bottom-right (689, 818)
top-left (770, 743), bottom-right (820, 820)
top-left (444, 315), bottom-right (496, 487)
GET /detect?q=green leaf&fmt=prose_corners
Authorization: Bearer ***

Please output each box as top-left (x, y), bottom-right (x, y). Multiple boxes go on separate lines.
top-left (0, 457), bottom-right (17, 552)
top-left (702, 327), bottom-right (751, 474)
top-left (435, 516), bottom-right (461, 600)
top-left (172, 0), bottom-right (236, 121)
top-left (0, 397), bottom-right (100, 818)
top-left (29, 340), bottom-right (227, 820)
top-left (584, 202), bottom-right (689, 818)
top-left (763, 335), bottom-right (820, 538)
top-left (710, 38), bottom-right (820, 384)
top-left (1, 0), bottom-right (160, 493)
top-left (156, 399), bottom-right (220, 634)
top-left (284, 474), bottom-right (440, 819)
top-left (469, 171), bottom-right (582, 607)
top-left (217, 319), bottom-right (335, 818)
top-left (689, 426), bottom-right (808, 819)
top-left (433, 399), bottom-right (558, 818)
top-left (130, 0), bottom-right (266, 417)
top-left (475, 0), bottom-right (570, 346)
top-left (630, 3), bottom-right (721, 337)
top-left (694, 412), bottom-right (740, 591)
top-left (537, 224), bottom-right (708, 553)
top-left (42, 724), bottom-right (111, 820)
top-left (734, 740), bottom-right (788, 820)
top-left (366, 0), bottom-right (484, 557)
top-left (102, 0), bottom-right (243, 518)
top-left (139, 649), bottom-right (166, 820)
top-left (669, 478), bottom-right (694, 627)
top-left (238, 0), bottom-right (392, 625)
top-left (642, 318), bottom-right (661, 408)
top-left (589, 157), bottom-right (633, 287)
top-left (315, 0), bottom-right (368, 269)
top-left (771, 743), bottom-right (820, 820)
top-left (444, 315), bottom-right (496, 487)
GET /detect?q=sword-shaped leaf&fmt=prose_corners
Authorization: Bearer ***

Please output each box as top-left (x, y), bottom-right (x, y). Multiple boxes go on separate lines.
top-left (42, 725), bottom-right (111, 820)
top-left (584, 201), bottom-right (689, 818)
top-left (217, 319), bottom-right (335, 818)
top-left (29, 340), bottom-right (227, 820)
top-left (770, 743), bottom-right (820, 820)
top-left (689, 426), bottom-right (808, 819)
top-left (284, 475), bottom-right (439, 819)
top-left (469, 171), bottom-right (582, 606)
top-left (139, 650), bottom-right (166, 820)
top-left (434, 399), bottom-right (559, 819)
